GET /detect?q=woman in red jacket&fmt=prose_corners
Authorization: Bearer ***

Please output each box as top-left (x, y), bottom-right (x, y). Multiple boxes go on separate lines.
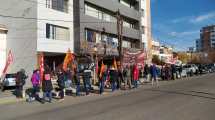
top-left (133, 64), bottom-right (139, 88)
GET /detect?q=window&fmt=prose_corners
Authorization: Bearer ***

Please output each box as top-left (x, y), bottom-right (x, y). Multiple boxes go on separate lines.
top-left (122, 41), bottom-right (131, 48)
top-left (84, 3), bottom-right (116, 22)
top-left (85, 29), bottom-right (102, 43)
top-left (123, 20), bottom-right (135, 29)
top-left (141, 9), bottom-right (145, 17)
top-left (46, 0), bottom-right (68, 13)
top-left (119, 0), bottom-right (138, 10)
top-left (46, 24), bottom-right (70, 41)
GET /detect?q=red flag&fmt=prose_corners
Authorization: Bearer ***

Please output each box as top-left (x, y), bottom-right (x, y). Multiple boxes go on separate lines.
top-left (95, 58), bottom-right (99, 74)
top-left (2, 50), bottom-right (13, 75)
top-left (39, 53), bottom-right (44, 81)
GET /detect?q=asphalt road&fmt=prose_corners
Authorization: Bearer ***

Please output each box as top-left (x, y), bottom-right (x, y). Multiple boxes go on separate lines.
top-left (0, 74), bottom-right (215, 120)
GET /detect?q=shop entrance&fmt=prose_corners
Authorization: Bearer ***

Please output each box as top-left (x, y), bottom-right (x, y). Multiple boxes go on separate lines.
top-left (43, 52), bottom-right (66, 72)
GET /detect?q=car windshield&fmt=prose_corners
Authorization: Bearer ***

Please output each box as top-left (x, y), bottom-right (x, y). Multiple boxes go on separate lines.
top-left (5, 74), bottom-right (16, 78)
top-left (184, 65), bottom-right (191, 68)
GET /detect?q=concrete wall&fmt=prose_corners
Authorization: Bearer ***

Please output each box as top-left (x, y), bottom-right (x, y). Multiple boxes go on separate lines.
top-left (0, 0), bottom-right (38, 83)
top-left (37, 0), bottom-right (74, 53)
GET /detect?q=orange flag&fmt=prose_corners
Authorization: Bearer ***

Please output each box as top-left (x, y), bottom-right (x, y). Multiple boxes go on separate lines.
top-left (113, 57), bottom-right (118, 70)
top-left (99, 61), bottom-right (105, 78)
top-left (63, 49), bottom-right (73, 71)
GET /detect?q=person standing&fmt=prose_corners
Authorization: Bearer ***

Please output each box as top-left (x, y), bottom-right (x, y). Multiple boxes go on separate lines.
top-left (133, 65), bottom-right (139, 88)
top-left (99, 65), bottom-right (107, 94)
top-left (123, 66), bottom-right (128, 89)
top-left (74, 66), bottom-right (81, 96)
top-left (65, 68), bottom-right (72, 88)
top-left (117, 67), bottom-right (123, 90)
top-left (57, 69), bottom-right (66, 101)
top-left (16, 69), bottom-right (28, 99)
top-left (144, 64), bottom-right (150, 82)
top-left (171, 64), bottom-right (176, 80)
top-left (30, 69), bottom-right (41, 102)
top-left (109, 66), bottom-right (117, 92)
top-left (42, 67), bottom-right (53, 103)
top-left (179, 65), bottom-right (183, 78)
top-left (150, 64), bottom-right (158, 86)
top-left (82, 65), bottom-right (92, 95)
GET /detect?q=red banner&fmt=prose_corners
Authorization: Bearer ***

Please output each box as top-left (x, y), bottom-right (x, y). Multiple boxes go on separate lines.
top-left (2, 50), bottom-right (13, 75)
top-left (123, 49), bottom-right (145, 68)
top-left (39, 53), bottom-right (44, 81)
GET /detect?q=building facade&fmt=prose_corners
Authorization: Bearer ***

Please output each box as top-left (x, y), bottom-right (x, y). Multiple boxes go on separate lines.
top-left (73, 0), bottom-right (151, 62)
top-left (0, 0), bottom-right (74, 85)
top-left (200, 25), bottom-right (215, 51)
top-left (196, 39), bottom-right (202, 52)
top-left (0, 0), bottom-right (152, 85)
top-left (195, 25), bottom-right (215, 63)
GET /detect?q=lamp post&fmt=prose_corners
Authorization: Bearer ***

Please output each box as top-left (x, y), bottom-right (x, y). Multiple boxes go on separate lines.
top-left (93, 45), bottom-right (98, 85)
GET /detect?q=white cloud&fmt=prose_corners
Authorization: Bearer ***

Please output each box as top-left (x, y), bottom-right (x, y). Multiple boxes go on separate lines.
top-left (172, 17), bottom-right (189, 23)
top-left (190, 12), bottom-right (215, 23)
top-left (168, 30), bottom-right (199, 37)
top-left (171, 11), bottom-right (215, 24)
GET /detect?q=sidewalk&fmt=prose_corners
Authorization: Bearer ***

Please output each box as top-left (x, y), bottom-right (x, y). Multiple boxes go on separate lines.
top-left (0, 74), bottom-right (210, 105)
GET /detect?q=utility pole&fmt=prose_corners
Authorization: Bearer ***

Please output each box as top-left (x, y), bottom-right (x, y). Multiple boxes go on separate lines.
top-left (116, 10), bottom-right (123, 68)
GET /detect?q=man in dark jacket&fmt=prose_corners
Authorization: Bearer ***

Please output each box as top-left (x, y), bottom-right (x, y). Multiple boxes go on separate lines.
top-left (42, 67), bottom-right (53, 103)
top-left (57, 69), bottom-right (66, 101)
top-left (171, 64), bottom-right (176, 80)
top-left (109, 66), bottom-right (118, 92)
top-left (16, 69), bottom-right (28, 98)
top-left (144, 64), bottom-right (150, 82)
top-left (82, 66), bottom-right (92, 95)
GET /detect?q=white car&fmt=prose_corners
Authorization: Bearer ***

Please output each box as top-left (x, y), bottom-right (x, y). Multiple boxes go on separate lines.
top-left (183, 64), bottom-right (198, 76)
top-left (1, 74), bottom-right (17, 91)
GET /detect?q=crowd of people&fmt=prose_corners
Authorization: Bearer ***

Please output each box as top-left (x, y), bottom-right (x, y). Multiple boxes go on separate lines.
top-left (14, 62), bottom-right (182, 104)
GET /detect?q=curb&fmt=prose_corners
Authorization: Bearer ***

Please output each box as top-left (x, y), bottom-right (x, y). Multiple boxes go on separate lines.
top-left (0, 96), bottom-right (25, 105)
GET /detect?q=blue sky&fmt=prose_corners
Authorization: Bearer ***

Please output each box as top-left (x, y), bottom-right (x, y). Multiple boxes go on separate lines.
top-left (151, 0), bottom-right (215, 51)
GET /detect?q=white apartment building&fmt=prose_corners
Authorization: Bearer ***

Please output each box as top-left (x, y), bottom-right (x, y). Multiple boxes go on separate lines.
top-left (140, 0), bottom-right (152, 62)
top-left (0, 0), bottom-right (74, 85)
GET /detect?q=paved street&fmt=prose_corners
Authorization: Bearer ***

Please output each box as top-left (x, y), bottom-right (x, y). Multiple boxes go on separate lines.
top-left (0, 74), bottom-right (215, 120)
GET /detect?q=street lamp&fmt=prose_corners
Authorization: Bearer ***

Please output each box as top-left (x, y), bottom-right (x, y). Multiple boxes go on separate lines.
top-left (93, 45), bottom-right (98, 85)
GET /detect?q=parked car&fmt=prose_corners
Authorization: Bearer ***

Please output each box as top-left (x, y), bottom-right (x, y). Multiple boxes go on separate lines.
top-left (183, 64), bottom-right (198, 76)
top-left (206, 64), bottom-right (215, 73)
top-left (0, 73), bottom-right (17, 91)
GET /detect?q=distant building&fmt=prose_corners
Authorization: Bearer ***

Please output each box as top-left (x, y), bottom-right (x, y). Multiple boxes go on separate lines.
top-left (195, 25), bottom-right (215, 63)
top-left (151, 40), bottom-right (160, 56)
top-left (196, 39), bottom-right (202, 52)
top-left (159, 45), bottom-right (173, 63)
top-left (200, 25), bottom-right (215, 51)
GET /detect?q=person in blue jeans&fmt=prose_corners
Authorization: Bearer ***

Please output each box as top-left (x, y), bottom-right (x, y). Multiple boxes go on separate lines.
top-left (109, 66), bottom-right (117, 92)
top-left (82, 66), bottom-right (92, 95)
top-left (100, 66), bottom-right (107, 94)
top-left (42, 67), bottom-right (53, 103)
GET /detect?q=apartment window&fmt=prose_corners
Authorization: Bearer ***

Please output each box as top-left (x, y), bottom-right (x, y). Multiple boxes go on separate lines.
top-left (119, 0), bottom-right (138, 10)
top-left (46, 24), bottom-right (70, 41)
top-left (85, 29), bottom-right (103, 43)
top-left (123, 20), bottom-right (135, 29)
top-left (141, 9), bottom-right (145, 17)
top-left (84, 3), bottom-right (116, 22)
top-left (122, 41), bottom-right (131, 48)
top-left (46, 0), bottom-right (68, 13)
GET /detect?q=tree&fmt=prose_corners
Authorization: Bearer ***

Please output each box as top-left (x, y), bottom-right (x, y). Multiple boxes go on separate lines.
top-left (152, 55), bottom-right (164, 65)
